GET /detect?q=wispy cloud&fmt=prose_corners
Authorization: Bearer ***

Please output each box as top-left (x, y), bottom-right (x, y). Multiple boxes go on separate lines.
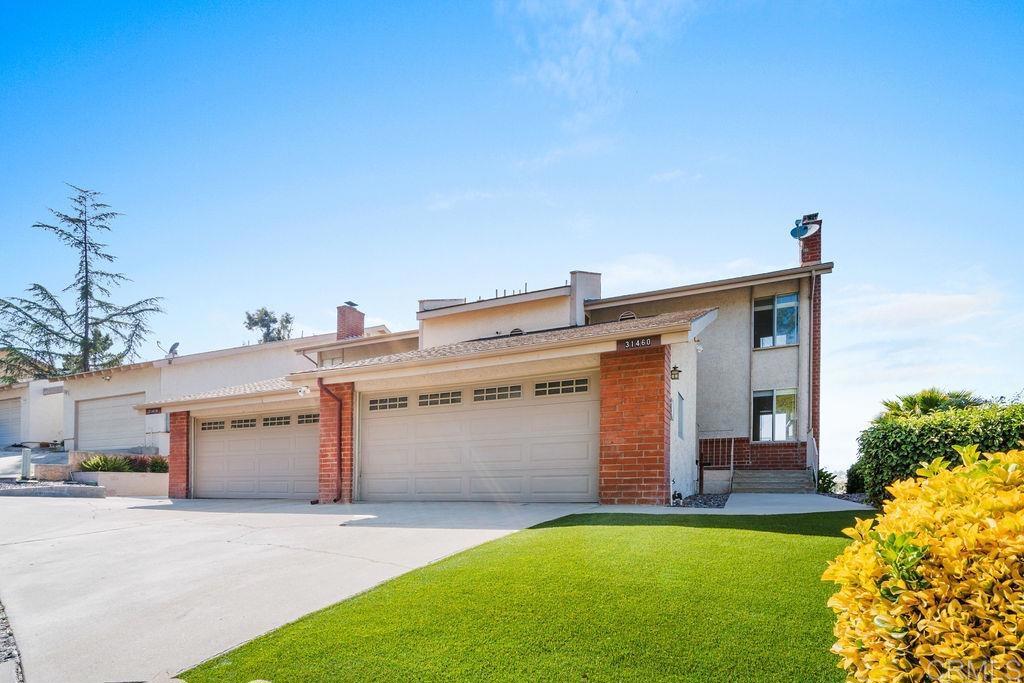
top-left (514, 136), bottom-right (616, 170)
top-left (426, 190), bottom-right (501, 212)
top-left (822, 282), bottom-right (1024, 469)
top-left (594, 252), bottom-right (761, 295)
top-left (649, 168), bottom-right (703, 184)
top-left (501, 0), bottom-right (692, 106)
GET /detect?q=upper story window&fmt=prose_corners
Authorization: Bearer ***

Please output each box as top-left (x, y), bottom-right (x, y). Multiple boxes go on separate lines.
top-left (752, 389), bottom-right (797, 441)
top-left (754, 293), bottom-right (798, 348)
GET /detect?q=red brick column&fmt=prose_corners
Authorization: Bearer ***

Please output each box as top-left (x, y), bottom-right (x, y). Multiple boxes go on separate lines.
top-left (168, 411), bottom-right (190, 498)
top-left (319, 382), bottom-right (354, 503)
top-left (599, 345), bottom-right (671, 504)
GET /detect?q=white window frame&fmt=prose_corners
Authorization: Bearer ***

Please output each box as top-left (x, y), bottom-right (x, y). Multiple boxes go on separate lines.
top-left (752, 388), bottom-right (798, 442)
top-left (753, 293), bottom-right (799, 349)
top-left (535, 378), bottom-right (589, 396)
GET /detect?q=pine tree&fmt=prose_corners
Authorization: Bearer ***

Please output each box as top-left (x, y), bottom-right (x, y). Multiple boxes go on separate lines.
top-left (0, 185), bottom-right (162, 382)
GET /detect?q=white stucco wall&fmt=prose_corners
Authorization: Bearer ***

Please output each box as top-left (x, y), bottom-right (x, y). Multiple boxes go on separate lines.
top-left (669, 341), bottom-right (698, 498)
top-left (62, 368), bottom-right (162, 452)
top-left (61, 339), bottom-right (324, 454)
top-left (420, 296), bottom-right (572, 348)
top-left (25, 380), bottom-right (63, 443)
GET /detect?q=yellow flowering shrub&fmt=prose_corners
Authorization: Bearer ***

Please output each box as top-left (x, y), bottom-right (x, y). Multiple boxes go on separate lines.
top-left (823, 445), bottom-right (1024, 682)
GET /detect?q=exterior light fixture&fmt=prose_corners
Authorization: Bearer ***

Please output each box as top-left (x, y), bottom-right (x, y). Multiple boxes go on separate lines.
top-left (670, 365), bottom-right (681, 381)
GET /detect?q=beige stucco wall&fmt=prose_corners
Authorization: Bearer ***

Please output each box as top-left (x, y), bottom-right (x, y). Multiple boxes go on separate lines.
top-left (589, 275), bottom-right (812, 443)
top-left (669, 341), bottom-right (698, 497)
top-left (321, 337), bottom-right (418, 366)
top-left (420, 296), bottom-right (572, 348)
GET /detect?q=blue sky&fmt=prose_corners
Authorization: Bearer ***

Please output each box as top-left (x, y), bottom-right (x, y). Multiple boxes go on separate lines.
top-left (1, 1), bottom-right (1022, 469)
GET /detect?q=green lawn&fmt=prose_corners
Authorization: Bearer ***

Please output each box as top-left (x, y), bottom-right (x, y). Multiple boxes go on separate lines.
top-left (183, 511), bottom-right (863, 683)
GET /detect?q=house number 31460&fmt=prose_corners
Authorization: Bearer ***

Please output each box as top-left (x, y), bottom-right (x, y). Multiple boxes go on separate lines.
top-left (622, 337), bottom-right (653, 349)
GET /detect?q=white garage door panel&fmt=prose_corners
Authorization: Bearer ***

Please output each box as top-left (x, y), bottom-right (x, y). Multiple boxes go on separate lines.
top-left (360, 375), bottom-right (599, 502)
top-left (78, 394), bottom-right (146, 451)
top-left (0, 398), bottom-right (22, 447)
top-left (194, 414), bottom-right (318, 499)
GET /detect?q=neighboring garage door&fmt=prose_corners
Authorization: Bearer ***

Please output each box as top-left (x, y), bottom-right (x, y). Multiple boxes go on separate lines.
top-left (77, 393), bottom-right (146, 450)
top-left (359, 373), bottom-right (599, 502)
top-left (194, 411), bottom-right (319, 499)
top-left (0, 398), bottom-right (21, 447)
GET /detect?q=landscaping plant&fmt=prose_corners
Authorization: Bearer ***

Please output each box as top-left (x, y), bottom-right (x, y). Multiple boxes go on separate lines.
top-left (148, 457), bottom-right (169, 473)
top-left (823, 445), bottom-right (1024, 682)
top-left (816, 468), bottom-right (838, 494)
top-left (857, 403), bottom-right (1024, 503)
top-left (844, 459), bottom-right (865, 495)
top-left (79, 455), bottom-right (133, 472)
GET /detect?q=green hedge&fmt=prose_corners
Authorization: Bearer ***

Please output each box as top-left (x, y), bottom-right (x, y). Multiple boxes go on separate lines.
top-left (857, 403), bottom-right (1024, 503)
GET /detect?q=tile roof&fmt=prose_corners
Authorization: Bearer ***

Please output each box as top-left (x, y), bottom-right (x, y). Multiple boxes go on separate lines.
top-left (137, 376), bottom-right (293, 408)
top-left (302, 308), bottom-right (714, 373)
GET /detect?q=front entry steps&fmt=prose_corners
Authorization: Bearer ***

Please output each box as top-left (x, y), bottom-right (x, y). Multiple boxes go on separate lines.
top-left (731, 469), bottom-right (815, 493)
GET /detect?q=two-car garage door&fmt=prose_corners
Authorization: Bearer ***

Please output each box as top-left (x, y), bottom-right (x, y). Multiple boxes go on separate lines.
top-left (194, 411), bottom-right (319, 499)
top-left (359, 374), bottom-right (600, 502)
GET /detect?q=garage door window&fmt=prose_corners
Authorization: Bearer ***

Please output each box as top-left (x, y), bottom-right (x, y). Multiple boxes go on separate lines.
top-left (369, 396), bottom-right (408, 411)
top-left (263, 415), bottom-right (291, 427)
top-left (535, 378), bottom-right (589, 396)
top-left (230, 418), bottom-right (257, 429)
top-left (419, 391), bottom-right (462, 407)
top-left (473, 385), bottom-right (522, 402)
top-left (200, 420), bottom-right (225, 431)
top-left (297, 413), bottom-right (319, 424)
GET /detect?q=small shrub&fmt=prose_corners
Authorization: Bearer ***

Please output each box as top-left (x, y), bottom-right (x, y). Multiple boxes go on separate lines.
top-left (845, 459), bottom-right (865, 494)
top-left (126, 456), bottom-right (151, 472)
top-left (823, 445), bottom-right (1024, 681)
top-left (857, 402), bottom-right (1024, 503)
top-left (816, 468), bottom-right (837, 494)
top-left (148, 457), bottom-right (168, 473)
top-left (79, 455), bottom-right (133, 472)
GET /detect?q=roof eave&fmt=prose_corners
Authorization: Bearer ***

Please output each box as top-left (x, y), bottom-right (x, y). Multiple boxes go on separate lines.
top-left (289, 318), bottom-right (700, 383)
top-left (586, 262), bottom-right (834, 310)
top-left (134, 388), bottom-right (300, 412)
top-left (291, 329), bottom-right (420, 354)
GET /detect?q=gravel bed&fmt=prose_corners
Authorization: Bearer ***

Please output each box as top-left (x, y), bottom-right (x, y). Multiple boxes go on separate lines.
top-left (825, 492), bottom-right (871, 505)
top-left (0, 480), bottom-right (93, 490)
top-left (674, 493), bottom-right (730, 508)
top-left (0, 598), bottom-right (24, 683)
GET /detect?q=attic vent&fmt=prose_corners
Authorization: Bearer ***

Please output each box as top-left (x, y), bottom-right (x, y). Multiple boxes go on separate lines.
top-left (509, 328), bottom-right (524, 336)
top-left (618, 311), bottom-right (637, 321)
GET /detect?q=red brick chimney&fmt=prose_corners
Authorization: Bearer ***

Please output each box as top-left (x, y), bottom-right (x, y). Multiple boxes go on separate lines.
top-left (336, 304), bottom-right (365, 340)
top-left (799, 212), bottom-right (823, 265)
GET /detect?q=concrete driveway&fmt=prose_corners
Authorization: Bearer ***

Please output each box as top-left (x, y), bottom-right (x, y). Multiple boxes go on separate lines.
top-left (0, 497), bottom-right (589, 683)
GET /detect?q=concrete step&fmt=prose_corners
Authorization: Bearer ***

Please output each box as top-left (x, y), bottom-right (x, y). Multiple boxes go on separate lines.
top-left (732, 469), bottom-right (815, 493)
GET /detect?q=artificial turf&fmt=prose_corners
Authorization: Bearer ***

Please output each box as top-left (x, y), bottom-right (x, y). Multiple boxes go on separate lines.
top-left (183, 511), bottom-right (864, 682)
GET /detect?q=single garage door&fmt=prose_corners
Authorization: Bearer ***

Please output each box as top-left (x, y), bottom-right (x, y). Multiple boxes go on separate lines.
top-left (359, 373), bottom-right (599, 502)
top-left (0, 398), bottom-right (21, 447)
top-left (194, 411), bottom-right (319, 499)
top-left (77, 393), bottom-right (146, 450)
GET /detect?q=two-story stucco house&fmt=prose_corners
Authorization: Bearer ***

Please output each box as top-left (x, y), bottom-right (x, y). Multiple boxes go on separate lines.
top-left (139, 214), bottom-right (831, 505)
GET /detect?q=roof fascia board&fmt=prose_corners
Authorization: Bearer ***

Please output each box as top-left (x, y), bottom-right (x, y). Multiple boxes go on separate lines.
top-left (416, 286), bottom-right (571, 320)
top-left (586, 263), bottom-right (834, 310)
top-left (291, 330), bottom-right (420, 354)
top-left (134, 388), bottom-right (302, 413)
top-left (140, 393), bottom-right (318, 416)
top-left (291, 321), bottom-right (694, 383)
